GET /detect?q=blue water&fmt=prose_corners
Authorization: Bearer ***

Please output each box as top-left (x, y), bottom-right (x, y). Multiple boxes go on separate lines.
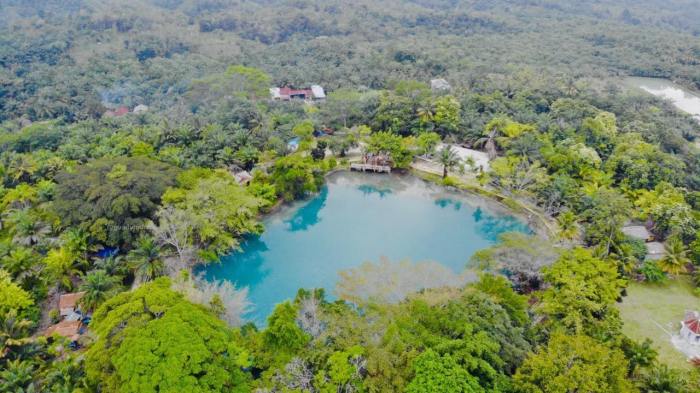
top-left (201, 172), bottom-right (530, 324)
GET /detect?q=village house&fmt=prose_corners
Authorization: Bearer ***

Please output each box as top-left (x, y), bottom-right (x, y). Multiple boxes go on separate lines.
top-left (59, 291), bottom-right (85, 318)
top-left (270, 85), bottom-right (326, 101)
top-left (44, 291), bottom-right (88, 345)
top-left (45, 320), bottom-right (83, 343)
top-left (103, 106), bottom-right (129, 117)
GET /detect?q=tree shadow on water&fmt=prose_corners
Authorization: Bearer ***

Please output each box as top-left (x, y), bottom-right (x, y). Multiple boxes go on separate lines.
top-left (357, 184), bottom-right (393, 198)
top-left (472, 207), bottom-right (532, 241)
top-left (434, 198), bottom-right (462, 211)
top-left (284, 187), bottom-right (329, 232)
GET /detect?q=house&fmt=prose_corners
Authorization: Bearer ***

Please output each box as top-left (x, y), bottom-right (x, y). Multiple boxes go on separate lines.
top-left (431, 78), bottom-right (451, 91)
top-left (59, 292), bottom-right (85, 318)
top-left (133, 104), bottom-right (149, 114)
top-left (270, 85), bottom-right (325, 101)
top-left (45, 319), bottom-right (82, 342)
top-left (104, 106), bottom-right (129, 117)
top-left (680, 311), bottom-right (700, 345)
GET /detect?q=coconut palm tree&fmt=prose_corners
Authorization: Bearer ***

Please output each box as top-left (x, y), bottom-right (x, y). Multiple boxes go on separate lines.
top-left (658, 237), bottom-right (690, 276)
top-left (5, 209), bottom-right (51, 246)
top-left (78, 270), bottom-right (121, 312)
top-left (94, 254), bottom-right (129, 278)
top-left (127, 237), bottom-right (165, 283)
top-left (474, 117), bottom-right (533, 160)
top-left (0, 359), bottom-right (35, 392)
top-left (437, 146), bottom-right (460, 179)
top-left (1, 310), bottom-right (33, 359)
top-left (640, 364), bottom-right (688, 393)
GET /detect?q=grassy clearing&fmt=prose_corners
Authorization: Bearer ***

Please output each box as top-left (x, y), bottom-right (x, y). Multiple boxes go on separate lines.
top-left (618, 277), bottom-right (700, 370)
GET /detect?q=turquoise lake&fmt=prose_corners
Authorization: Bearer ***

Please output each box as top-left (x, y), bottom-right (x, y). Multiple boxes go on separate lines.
top-left (202, 172), bottom-right (531, 324)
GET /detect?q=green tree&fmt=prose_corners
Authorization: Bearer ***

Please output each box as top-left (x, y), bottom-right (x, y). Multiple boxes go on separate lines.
top-left (0, 269), bottom-right (33, 317)
top-left (437, 146), bottom-right (460, 178)
top-left (514, 334), bottom-right (635, 393)
top-left (366, 131), bottom-right (414, 168)
top-left (158, 169), bottom-right (263, 261)
top-left (85, 278), bottom-right (250, 393)
top-left (53, 157), bottom-right (179, 246)
top-left (79, 269), bottom-right (121, 312)
top-left (541, 248), bottom-right (625, 335)
top-left (406, 349), bottom-right (484, 393)
top-left (475, 117), bottom-right (534, 159)
top-left (270, 154), bottom-right (324, 201)
top-left (432, 96), bottom-right (461, 136)
top-left (224, 65), bottom-right (272, 102)
top-left (416, 132), bottom-right (441, 155)
top-left (126, 237), bottom-right (164, 283)
top-left (658, 237), bottom-right (690, 276)
top-left (44, 247), bottom-right (82, 291)
top-left (263, 301), bottom-right (310, 357)
top-left (638, 364), bottom-right (689, 393)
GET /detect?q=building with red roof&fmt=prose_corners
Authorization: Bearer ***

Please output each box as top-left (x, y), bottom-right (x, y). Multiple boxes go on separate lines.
top-left (270, 85), bottom-right (325, 101)
top-left (680, 311), bottom-right (700, 345)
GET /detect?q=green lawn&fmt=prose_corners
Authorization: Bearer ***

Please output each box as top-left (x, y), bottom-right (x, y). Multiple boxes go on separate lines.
top-left (618, 277), bottom-right (700, 370)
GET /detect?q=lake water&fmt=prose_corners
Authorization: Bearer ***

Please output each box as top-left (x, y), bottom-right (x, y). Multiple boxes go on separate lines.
top-left (201, 172), bottom-right (530, 324)
top-left (625, 77), bottom-right (700, 123)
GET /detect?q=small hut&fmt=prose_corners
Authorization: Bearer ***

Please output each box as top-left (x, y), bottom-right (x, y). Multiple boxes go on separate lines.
top-left (681, 311), bottom-right (700, 345)
top-left (45, 320), bottom-right (83, 343)
top-left (59, 292), bottom-right (85, 318)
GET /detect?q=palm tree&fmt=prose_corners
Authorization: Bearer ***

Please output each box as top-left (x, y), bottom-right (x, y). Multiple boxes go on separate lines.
top-left (5, 209), bottom-right (51, 246)
top-left (658, 237), bottom-right (690, 276)
top-left (474, 117), bottom-right (532, 160)
top-left (0, 359), bottom-right (35, 392)
top-left (78, 270), bottom-right (121, 312)
top-left (127, 237), bottom-right (165, 283)
top-left (639, 364), bottom-right (687, 393)
top-left (1, 310), bottom-right (33, 359)
top-left (556, 211), bottom-right (579, 242)
top-left (624, 338), bottom-right (657, 377)
top-left (44, 247), bottom-right (83, 291)
top-left (437, 146), bottom-right (460, 179)
top-left (94, 254), bottom-right (129, 278)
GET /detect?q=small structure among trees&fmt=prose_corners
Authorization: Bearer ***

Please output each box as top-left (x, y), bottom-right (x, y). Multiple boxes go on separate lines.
top-left (680, 311), bottom-right (700, 344)
top-left (58, 292), bottom-right (85, 318)
top-left (350, 153), bottom-right (392, 173)
top-left (270, 85), bottom-right (326, 101)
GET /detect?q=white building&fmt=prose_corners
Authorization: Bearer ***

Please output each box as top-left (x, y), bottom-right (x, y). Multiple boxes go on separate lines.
top-left (680, 311), bottom-right (700, 345)
top-left (431, 78), bottom-right (451, 91)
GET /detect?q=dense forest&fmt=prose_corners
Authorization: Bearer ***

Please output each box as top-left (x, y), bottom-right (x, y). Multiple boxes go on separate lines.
top-left (1, 0), bottom-right (700, 392)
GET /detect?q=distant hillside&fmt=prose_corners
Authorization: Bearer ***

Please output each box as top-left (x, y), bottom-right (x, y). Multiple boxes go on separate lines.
top-left (0, 0), bottom-right (699, 121)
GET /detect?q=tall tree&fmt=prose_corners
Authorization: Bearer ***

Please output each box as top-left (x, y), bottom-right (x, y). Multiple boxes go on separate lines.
top-left (85, 278), bottom-right (250, 393)
top-left (514, 334), bottom-right (635, 393)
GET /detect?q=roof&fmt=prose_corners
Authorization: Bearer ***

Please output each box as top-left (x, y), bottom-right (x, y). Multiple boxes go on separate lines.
top-left (45, 320), bottom-right (82, 341)
top-left (104, 106), bottom-right (129, 117)
top-left (271, 86), bottom-right (324, 99)
top-left (431, 78), bottom-right (451, 90)
top-left (683, 311), bottom-right (700, 335)
top-left (622, 225), bottom-right (652, 241)
top-left (234, 171), bottom-right (253, 184)
top-left (311, 85), bottom-right (326, 98)
top-left (59, 292), bottom-right (85, 310)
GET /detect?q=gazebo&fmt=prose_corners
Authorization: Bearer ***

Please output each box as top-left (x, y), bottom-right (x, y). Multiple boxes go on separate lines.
top-left (680, 311), bottom-right (700, 345)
